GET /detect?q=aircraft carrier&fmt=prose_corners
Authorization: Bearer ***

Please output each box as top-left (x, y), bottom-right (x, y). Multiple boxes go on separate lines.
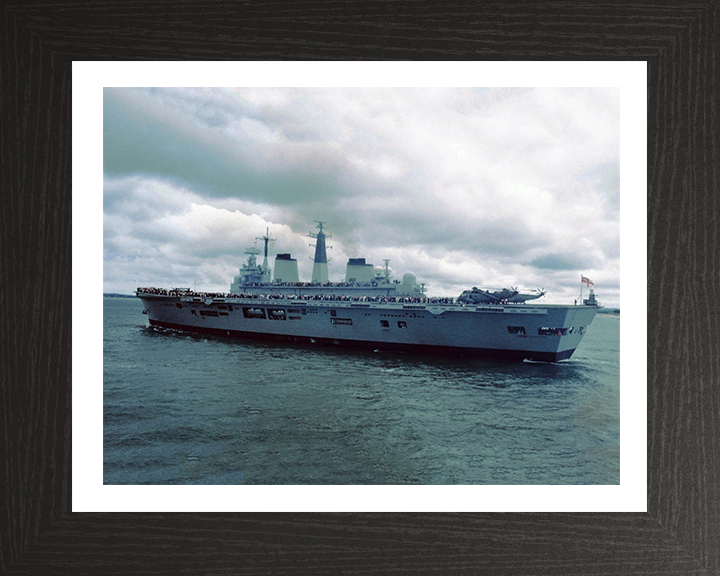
top-left (136, 223), bottom-right (600, 362)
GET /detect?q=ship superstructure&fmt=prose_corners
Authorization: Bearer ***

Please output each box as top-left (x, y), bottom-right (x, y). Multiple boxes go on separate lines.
top-left (229, 224), bottom-right (424, 298)
top-left (229, 228), bottom-right (275, 290)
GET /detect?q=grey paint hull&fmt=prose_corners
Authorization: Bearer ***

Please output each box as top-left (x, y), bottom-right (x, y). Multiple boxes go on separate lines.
top-left (138, 294), bottom-right (599, 362)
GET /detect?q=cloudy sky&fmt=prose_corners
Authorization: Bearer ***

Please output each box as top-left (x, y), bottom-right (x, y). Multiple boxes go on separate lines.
top-left (104, 87), bottom-right (620, 306)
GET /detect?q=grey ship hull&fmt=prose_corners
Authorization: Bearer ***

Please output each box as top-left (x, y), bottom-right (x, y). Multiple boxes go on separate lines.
top-left (138, 294), bottom-right (599, 362)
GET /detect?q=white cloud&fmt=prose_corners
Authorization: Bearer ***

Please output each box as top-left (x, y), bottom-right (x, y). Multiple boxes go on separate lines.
top-left (104, 87), bottom-right (620, 306)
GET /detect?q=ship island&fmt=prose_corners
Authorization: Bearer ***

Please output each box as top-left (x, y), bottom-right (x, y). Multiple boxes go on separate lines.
top-left (136, 222), bottom-right (600, 362)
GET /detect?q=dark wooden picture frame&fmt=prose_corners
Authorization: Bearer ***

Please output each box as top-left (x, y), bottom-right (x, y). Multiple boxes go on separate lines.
top-left (2, 2), bottom-right (717, 574)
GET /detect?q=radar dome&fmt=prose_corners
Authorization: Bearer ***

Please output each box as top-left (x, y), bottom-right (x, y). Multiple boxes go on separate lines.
top-left (403, 272), bottom-right (417, 285)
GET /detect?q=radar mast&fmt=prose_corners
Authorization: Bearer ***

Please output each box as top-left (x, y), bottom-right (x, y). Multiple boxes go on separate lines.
top-left (308, 221), bottom-right (332, 283)
top-left (255, 227), bottom-right (276, 279)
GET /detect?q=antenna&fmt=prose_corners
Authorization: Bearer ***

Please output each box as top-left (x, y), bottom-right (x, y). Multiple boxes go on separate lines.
top-left (255, 227), bottom-right (277, 260)
top-left (308, 221), bottom-right (332, 241)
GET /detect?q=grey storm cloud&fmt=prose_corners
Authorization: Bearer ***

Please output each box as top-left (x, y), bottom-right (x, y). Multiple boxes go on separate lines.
top-left (530, 253), bottom-right (594, 271)
top-left (360, 209), bottom-right (552, 261)
top-left (103, 89), bottom-right (356, 218)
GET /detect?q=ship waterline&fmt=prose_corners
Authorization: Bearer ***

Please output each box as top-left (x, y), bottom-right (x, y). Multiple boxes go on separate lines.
top-left (136, 290), bottom-right (599, 362)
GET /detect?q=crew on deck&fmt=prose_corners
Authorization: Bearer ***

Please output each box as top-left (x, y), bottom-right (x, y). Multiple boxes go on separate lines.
top-left (137, 287), bottom-right (455, 305)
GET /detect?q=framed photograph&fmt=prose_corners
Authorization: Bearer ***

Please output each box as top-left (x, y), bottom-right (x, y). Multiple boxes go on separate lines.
top-left (3, 3), bottom-right (717, 574)
top-left (84, 65), bottom-right (641, 514)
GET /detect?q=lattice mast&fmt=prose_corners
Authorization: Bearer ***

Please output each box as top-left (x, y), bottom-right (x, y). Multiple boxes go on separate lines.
top-left (255, 227), bottom-right (276, 281)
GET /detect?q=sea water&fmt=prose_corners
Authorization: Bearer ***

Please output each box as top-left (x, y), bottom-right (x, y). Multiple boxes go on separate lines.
top-left (103, 296), bottom-right (620, 485)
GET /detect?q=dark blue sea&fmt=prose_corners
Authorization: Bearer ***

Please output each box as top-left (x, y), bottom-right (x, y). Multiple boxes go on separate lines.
top-left (103, 296), bottom-right (620, 485)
